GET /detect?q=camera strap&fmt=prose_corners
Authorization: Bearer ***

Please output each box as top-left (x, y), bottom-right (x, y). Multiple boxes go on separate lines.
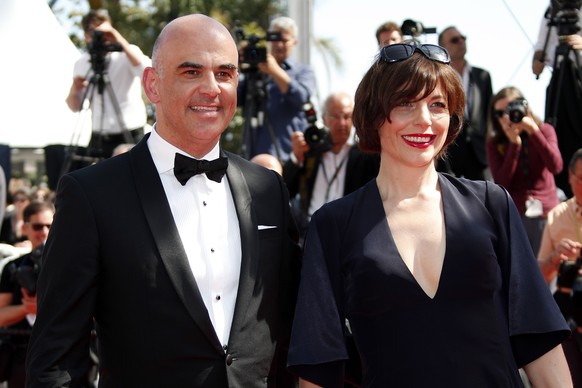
top-left (321, 150), bottom-right (349, 203)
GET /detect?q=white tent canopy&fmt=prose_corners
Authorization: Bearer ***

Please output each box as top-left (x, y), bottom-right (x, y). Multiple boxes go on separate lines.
top-left (0, 0), bottom-right (89, 148)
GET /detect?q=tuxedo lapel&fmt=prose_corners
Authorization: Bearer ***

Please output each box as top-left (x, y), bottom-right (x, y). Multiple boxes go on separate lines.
top-left (223, 153), bottom-right (258, 332)
top-left (128, 137), bottom-right (223, 353)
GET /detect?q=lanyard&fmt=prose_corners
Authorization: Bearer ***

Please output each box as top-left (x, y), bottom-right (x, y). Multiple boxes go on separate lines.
top-left (321, 152), bottom-right (349, 204)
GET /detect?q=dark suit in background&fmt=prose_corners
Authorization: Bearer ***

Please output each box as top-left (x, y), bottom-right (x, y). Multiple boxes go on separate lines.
top-left (443, 66), bottom-right (493, 180)
top-left (438, 26), bottom-right (493, 181)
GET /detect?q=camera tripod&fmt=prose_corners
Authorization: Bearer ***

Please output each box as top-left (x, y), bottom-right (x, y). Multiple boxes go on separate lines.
top-left (240, 70), bottom-right (282, 161)
top-left (60, 61), bottom-right (134, 178)
top-left (538, 4), bottom-right (582, 199)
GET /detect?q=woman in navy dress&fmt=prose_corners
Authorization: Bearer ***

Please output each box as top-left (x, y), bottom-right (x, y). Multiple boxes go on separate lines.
top-left (287, 42), bottom-right (572, 387)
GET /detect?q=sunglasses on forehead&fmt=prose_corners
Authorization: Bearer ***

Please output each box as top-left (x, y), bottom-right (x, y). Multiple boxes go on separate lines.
top-left (379, 43), bottom-right (451, 65)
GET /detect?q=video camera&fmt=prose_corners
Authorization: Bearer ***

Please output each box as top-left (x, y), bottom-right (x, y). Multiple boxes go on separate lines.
top-left (233, 23), bottom-right (283, 72)
top-left (303, 103), bottom-right (333, 156)
top-left (8, 243), bottom-right (44, 296)
top-left (88, 30), bottom-right (123, 76)
top-left (549, 0), bottom-right (582, 36)
top-left (400, 19), bottom-right (437, 38)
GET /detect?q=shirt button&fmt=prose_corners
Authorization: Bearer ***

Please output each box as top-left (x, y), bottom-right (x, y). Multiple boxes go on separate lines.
top-left (215, 295), bottom-right (221, 301)
top-left (203, 201), bottom-right (207, 206)
top-left (223, 345), bottom-right (228, 351)
top-left (210, 248), bottom-right (215, 253)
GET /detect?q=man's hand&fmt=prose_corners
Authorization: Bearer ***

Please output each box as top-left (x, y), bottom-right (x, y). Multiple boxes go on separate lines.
top-left (532, 50), bottom-right (546, 77)
top-left (566, 34), bottom-right (582, 50)
top-left (550, 238), bottom-right (582, 267)
top-left (291, 131), bottom-right (310, 165)
top-left (21, 288), bottom-right (37, 315)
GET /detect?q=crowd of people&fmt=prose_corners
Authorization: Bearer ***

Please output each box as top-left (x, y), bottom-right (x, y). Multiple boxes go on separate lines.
top-left (0, 7), bottom-right (580, 388)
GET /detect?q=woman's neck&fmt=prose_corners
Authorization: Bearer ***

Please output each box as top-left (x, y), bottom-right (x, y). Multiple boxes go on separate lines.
top-left (376, 159), bottom-right (439, 202)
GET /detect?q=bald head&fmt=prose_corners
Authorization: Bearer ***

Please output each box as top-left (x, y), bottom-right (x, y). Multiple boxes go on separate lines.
top-left (323, 91), bottom-right (353, 115)
top-left (250, 154), bottom-right (283, 175)
top-left (152, 14), bottom-right (237, 73)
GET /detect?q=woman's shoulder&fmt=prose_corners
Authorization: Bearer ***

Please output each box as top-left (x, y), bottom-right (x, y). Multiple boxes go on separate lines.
top-left (439, 173), bottom-right (510, 209)
top-left (311, 180), bottom-right (382, 235)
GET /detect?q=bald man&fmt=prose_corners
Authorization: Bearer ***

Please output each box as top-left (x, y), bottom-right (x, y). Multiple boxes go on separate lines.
top-left (26, 14), bottom-right (298, 388)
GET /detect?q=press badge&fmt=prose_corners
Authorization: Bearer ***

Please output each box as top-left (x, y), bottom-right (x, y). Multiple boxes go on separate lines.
top-left (525, 197), bottom-right (543, 218)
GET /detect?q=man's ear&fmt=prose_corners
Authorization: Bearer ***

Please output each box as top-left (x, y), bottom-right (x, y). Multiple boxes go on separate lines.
top-left (142, 67), bottom-right (161, 104)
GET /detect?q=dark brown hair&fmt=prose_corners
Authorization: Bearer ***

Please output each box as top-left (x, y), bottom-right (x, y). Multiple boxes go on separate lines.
top-left (353, 51), bottom-right (465, 158)
top-left (375, 21), bottom-right (402, 44)
top-left (23, 201), bottom-right (55, 223)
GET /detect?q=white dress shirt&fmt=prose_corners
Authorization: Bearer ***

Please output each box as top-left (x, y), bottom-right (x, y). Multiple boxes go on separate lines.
top-left (147, 128), bottom-right (241, 349)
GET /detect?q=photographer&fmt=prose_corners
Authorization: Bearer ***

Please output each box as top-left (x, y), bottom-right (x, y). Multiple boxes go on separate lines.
top-left (532, 4), bottom-right (582, 78)
top-left (237, 16), bottom-right (317, 162)
top-left (486, 86), bottom-right (563, 255)
top-left (0, 201), bottom-right (53, 387)
top-left (282, 92), bottom-right (379, 242)
top-left (537, 148), bottom-right (582, 386)
top-left (532, 3), bottom-right (582, 199)
top-left (66, 9), bottom-right (151, 159)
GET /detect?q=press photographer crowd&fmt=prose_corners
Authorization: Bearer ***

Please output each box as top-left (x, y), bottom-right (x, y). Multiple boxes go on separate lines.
top-left (0, 1), bottom-right (582, 387)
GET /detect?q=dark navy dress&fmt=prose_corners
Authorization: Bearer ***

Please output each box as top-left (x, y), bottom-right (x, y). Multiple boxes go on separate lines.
top-left (288, 174), bottom-right (569, 388)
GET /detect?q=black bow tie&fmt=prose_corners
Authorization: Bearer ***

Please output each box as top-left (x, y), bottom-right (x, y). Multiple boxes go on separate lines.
top-left (174, 153), bottom-right (228, 185)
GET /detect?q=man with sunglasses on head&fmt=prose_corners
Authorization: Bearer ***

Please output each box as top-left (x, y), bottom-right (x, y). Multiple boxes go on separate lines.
top-left (0, 201), bottom-right (54, 388)
top-left (437, 26), bottom-right (493, 182)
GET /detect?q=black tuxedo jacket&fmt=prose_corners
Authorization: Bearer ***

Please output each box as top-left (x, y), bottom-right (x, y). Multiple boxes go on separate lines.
top-left (26, 135), bottom-right (298, 388)
top-left (283, 145), bottom-right (380, 218)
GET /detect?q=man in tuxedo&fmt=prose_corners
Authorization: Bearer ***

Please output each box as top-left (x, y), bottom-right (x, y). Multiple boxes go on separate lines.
top-left (26, 14), bottom-right (298, 388)
top-left (283, 91), bottom-right (380, 241)
top-left (437, 26), bottom-right (493, 181)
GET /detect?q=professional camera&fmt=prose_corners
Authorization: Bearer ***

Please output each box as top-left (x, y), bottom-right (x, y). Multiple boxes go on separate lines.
top-left (233, 24), bottom-right (283, 72)
top-left (88, 30), bottom-right (122, 75)
top-left (7, 243), bottom-right (44, 296)
top-left (303, 103), bottom-right (333, 156)
top-left (557, 255), bottom-right (582, 289)
top-left (506, 99), bottom-right (528, 123)
top-left (551, 0), bottom-right (582, 36)
top-left (400, 19), bottom-right (437, 38)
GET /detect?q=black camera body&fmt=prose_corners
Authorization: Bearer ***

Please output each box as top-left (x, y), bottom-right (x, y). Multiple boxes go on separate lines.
top-left (552, 0), bottom-right (582, 36)
top-left (88, 30), bottom-right (122, 75)
top-left (557, 255), bottom-right (582, 289)
top-left (234, 26), bottom-right (283, 72)
top-left (506, 99), bottom-right (528, 123)
top-left (303, 103), bottom-right (333, 156)
top-left (8, 243), bottom-right (44, 296)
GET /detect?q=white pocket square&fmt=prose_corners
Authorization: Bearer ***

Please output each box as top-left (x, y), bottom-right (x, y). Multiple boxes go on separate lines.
top-left (258, 225), bottom-right (277, 230)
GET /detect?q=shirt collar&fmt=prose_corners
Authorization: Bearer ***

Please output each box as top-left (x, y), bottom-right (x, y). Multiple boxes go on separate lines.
top-left (147, 125), bottom-right (221, 174)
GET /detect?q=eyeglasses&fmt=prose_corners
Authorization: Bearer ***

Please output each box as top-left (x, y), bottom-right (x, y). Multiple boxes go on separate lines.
top-left (380, 43), bottom-right (451, 65)
top-left (449, 35), bottom-right (466, 44)
top-left (494, 110), bottom-right (507, 119)
top-left (28, 223), bottom-right (51, 232)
